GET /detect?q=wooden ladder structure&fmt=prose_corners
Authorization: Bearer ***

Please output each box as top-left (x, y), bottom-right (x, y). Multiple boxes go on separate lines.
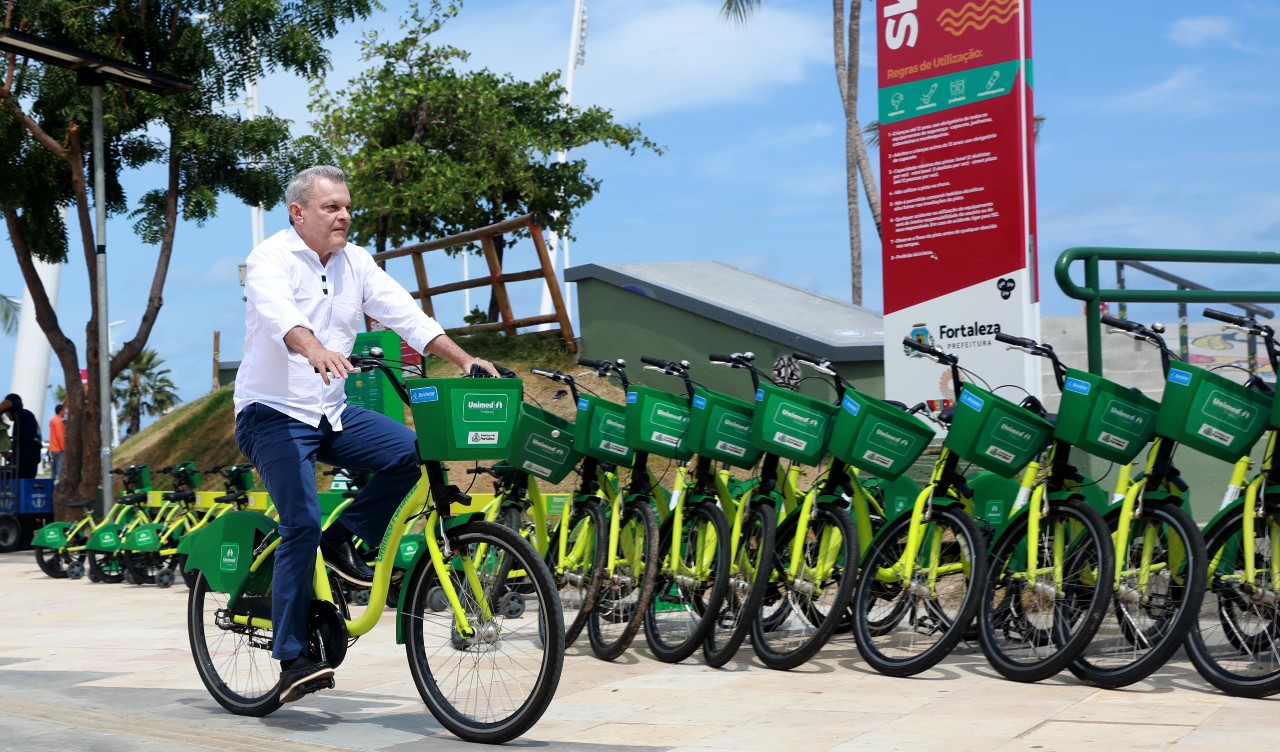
top-left (370, 213), bottom-right (576, 351)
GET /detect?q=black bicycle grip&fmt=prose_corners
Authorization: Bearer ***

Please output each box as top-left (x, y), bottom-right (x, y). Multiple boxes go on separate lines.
top-left (1204, 308), bottom-right (1249, 327)
top-left (902, 337), bottom-right (933, 355)
top-left (995, 332), bottom-right (1036, 348)
top-left (578, 357), bottom-right (608, 369)
top-left (641, 355), bottom-right (671, 368)
top-left (707, 353), bottom-right (736, 364)
top-left (792, 351), bottom-right (822, 365)
top-left (1100, 315), bottom-right (1141, 332)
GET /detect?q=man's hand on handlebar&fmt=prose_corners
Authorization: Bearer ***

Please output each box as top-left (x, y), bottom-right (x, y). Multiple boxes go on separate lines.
top-left (309, 348), bottom-right (356, 385)
top-left (463, 358), bottom-right (501, 377)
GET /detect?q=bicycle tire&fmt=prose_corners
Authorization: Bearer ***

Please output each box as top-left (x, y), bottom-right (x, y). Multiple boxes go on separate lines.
top-left (542, 501), bottom-right (607, 647)
top-left (34, 547), bottom-right (68, 579)
top-left (643, 501), bottom-right (731, 663)
top-left (751, 504), bottom-right (858, 670)
top-left (402, 520), bottom-right (564, 744)
top-left (188, 570), bottom-right (283, 717)
top-left (1068, 500), bottom-right (1206, 688)
top-left (851, 504), bottom-right (987, 677)
top-left (978, 498), bottom-right (1115, 682)
top-left (587, 499), bottom-right (660, 661)
top-left (121, 550), bottom-right (159, 585)
top-left (703, 501), bottom-right (777, 668)
top-left (1185, 506), bottom-right (1280, 697)
top-left (88, 550), bottom-right (126, 583)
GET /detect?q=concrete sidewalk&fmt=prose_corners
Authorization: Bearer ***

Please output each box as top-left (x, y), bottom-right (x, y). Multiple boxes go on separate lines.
top-left (0, 549), bottom-right (1271, 752)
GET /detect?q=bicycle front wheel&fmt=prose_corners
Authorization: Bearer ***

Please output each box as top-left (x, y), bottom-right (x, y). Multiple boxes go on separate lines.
top-left (188, 570), bottom-right (282, 717)
top-left (587, 499), bottom-right (660, 661)
top-left (851, 504), bottom-right (986, 677)
top-left (1185, 507), bottom-right (1280, 697)
top-left (545, 501), bottom-right (606, 647)
top-left (1069, 500), bottom-right (1206, 688)
top-left (402, 520), bottom-right (564, 744)
top-left (751, 503), bottom-right (858, 670)
top-left (703, 501), bottom-right (777, 668)
top-left (643, 501), bottom-right (730, 663)
top-left (978, 498), bottom-right (1114, 682)
top-left (35, 547), bottom-right (69, 579)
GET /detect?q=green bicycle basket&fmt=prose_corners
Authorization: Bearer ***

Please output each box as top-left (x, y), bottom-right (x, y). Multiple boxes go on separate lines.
top-left (829, 388), bottom-right (935, 481)
top-left (507, 403), bottom-right (582, 484)
top-left (1054, 369), bottom-right (1160, 465)
top-left (749, 381), bottom-right (837, 465)
top-left (946, 384), bottom-right (1054, 478)
top-left (688, 386), bottom-right (761, 469)
top-left (1155, 363), bottom-right (1270, 462)
top-left (406, 377), bottom-right (523, 461)
top-left (573, 392), bottom-right (635, 465)
top-left (625, 385), bottom-right (693, 461)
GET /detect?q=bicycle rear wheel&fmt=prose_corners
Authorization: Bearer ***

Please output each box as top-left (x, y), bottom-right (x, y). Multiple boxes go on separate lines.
top-left (1185, 507), bottom-right (1280, 697)
top-left (703, 501), bottom-right (777, 667)
top-left (751, 503), bottom-right (858, 670)
top-left (978, 498), bottom-right (1114, 682)
top-left (35, 547), bottom-right (69, 579)
top-left (88, 550), bottom-right (125, 583)
top-left (544, 501), bottom-right (606, 647)
top-left (643, 501), bottom-right (730, 663)
top-left (402, 520), bottom-right (564, 744)
top-left (1069, 500), bottom-right (1206, 688)
top-left (188, 571), bottom-right (282, 717)
top-left (851, 504), bottom-right (986, 677)
top-left (587, 499), bottom-right (660, 661)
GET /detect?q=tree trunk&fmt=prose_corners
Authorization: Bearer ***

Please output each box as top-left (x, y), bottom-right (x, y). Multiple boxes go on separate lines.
top-left (486, 232), bottom-right (507, 324)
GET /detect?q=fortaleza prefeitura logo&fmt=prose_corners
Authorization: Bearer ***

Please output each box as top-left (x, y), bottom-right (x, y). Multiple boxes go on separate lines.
top-left (905, 320), bottom-right (1003, 355)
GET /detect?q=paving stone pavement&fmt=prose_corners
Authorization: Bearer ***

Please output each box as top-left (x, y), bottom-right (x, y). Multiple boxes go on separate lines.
top-left (1, 549), bottom-right (1275, 751)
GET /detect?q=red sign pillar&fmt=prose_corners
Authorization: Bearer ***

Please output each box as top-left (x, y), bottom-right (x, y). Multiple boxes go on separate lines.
top-left (878, 0), bottom-right (1039, 405)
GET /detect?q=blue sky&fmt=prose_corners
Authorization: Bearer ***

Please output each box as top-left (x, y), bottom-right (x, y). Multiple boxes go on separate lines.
top-left (3, 1), bottom-right (1280, 424)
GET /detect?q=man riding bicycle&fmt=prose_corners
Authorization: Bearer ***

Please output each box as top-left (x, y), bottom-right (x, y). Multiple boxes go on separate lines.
top-left (233, 165), bottom-right (496, 704)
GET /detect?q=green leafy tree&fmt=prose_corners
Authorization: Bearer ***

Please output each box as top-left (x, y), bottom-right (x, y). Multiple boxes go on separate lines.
top-left (0, 293), bottom-right (17, 334)
top-left (1, 0), bottom-right (377, 517)
top-left (723, 0), bottom-right (879, 305)
top-left (308, 1), bottom-right (661, 321)
top-left (113, 348), bottom-right (180, 439)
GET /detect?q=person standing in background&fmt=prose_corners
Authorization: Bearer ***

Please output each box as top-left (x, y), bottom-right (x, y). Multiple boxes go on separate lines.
top-left (48, 404), bottom-right (66, 486)
top-left (0, 395), bottom-right (42, 479)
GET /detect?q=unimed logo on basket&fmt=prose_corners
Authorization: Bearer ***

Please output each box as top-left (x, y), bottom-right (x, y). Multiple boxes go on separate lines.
top-left (1204, 389), bottom-right (1258, 431)
top-left (1101, 398), bottom-right (1148, 435)
top-left (527, 435), bottom-right (569, 462)
top-left (462, 392), bottom-right (509, 423)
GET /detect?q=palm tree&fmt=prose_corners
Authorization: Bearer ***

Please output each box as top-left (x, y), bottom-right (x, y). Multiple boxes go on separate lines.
top-left (722, 0), bottom-right (880, 306)
top-left (113, 348), bottom-right (181, 439)
top-left (0, 294), bottom-right (19, 335)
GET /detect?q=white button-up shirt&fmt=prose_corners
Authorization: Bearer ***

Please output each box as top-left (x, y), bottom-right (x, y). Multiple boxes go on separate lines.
top-left (233, 228), bottom-right (444, 429)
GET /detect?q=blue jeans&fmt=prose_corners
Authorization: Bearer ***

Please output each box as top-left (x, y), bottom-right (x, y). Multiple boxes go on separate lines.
top-left (49, 452), bottom-right (63, 486)
top-left (234, 403), bottom-right (420, 661)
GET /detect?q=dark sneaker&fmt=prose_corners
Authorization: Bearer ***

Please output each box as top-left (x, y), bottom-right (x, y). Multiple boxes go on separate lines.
top-left (319, 537), bottom-right (375, 588)
top-left (278, 657), bottom-right (335, 704)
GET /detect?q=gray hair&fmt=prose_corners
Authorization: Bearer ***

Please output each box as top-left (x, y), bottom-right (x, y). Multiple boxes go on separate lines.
top-left (286, 166), bottom-right (346, 225)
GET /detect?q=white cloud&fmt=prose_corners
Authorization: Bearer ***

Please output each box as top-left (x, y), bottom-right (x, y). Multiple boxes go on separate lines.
top-left (1168, 16), bottom-right (1237, 47)
top-left (1101, 66), bottom-right (1264, 118)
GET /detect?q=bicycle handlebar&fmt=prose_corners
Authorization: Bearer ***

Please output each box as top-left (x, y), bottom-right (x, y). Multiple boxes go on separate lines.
top-left (1100, 314), bottom-right (1141, 333)
top-left (1204, 307), bottom-right (1251, 328)
top-left (577, 357), bottom-right (608, 369)
top-left (994, 332), bottom-right (1036, 349)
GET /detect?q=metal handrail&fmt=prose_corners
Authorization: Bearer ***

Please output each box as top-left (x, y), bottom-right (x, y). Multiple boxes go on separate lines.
top-left (1055, 247), bottom-right (1280, 374)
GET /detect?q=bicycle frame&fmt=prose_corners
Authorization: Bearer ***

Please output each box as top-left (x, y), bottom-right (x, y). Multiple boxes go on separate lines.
top-left (874, 446), bottom-right (974, 591)
top-left (230, 466), bottom-right (493, 642)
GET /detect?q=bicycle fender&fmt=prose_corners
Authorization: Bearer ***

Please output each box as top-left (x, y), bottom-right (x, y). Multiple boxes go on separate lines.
top-left (395, 513), bottom-right (485, 644)
top-left (32, 521), bottom-right (72, 549)
top-left (85, 524), bottom-right (126, 553)
top-left (182, 510), bottom-right (277, 594)
top-left (123, 523), bottom-right (166, 552)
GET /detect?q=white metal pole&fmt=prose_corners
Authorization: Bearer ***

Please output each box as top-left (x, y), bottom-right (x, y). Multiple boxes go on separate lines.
top-left (539, 0), bottom-right (585, 330)
top-left (9, 256), bottom-right (61, 427)
top-left (247, 75), bottom-right (266, 248)
top-left (92, 84), bottom-right (112, 510)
